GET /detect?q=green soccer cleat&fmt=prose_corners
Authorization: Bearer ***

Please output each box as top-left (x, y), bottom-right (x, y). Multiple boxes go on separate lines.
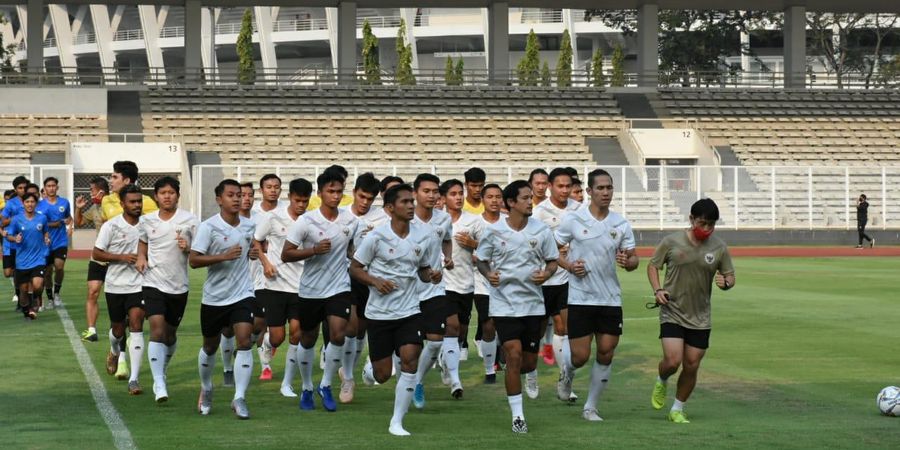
top-left (651, 380), bottom-right (667, 410)
top-left (668, 410), bottom-right (690, 424)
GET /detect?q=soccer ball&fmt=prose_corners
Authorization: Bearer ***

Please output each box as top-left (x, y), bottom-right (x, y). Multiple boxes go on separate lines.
top-left (876, 386), bottom-right (900, 416)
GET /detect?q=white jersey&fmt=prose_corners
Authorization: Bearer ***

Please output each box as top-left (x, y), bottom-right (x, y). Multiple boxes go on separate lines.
top-left (533, 197), bottom-right (580, 286)
top-left (138, 209), bottom-right (199, 295)
top-left (191, 214), bottom-right (256, 306)
top-left (345, 206), bottom-right (390, 247)
top-left (412, 208), bottom-right (453, 301)
top-left (251, 200), bottom-right (288, 216)
top-left (245, 211), bottom-right (268, 291)
top-left (555, 208), bottom-right (636, 307)
top-left (353, 222), bottom-right (434, 321)
top-left (254, 205), bottom-right (304, 293)
top-left (475, 217), bottom-right (559, 317)
top-left (444, 211), bottom-right (485, 295)
top-left (94, 215), bottom-right (142, 295)
top-left (286, 208), bottom-right (360, 299)
top-left (474, 213), bottom-right (506, 296)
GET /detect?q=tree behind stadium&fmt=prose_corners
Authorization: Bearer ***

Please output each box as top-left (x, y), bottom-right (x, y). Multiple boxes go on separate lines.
top-left (362, 20), bottom-right (381, 85)
top-left (236, 9), bottom-right (255, 85)
top-left (517, 30), bottom-right (541, 86)
top-left (395, 19), bottom-right (415, 86)
top-left (556, 29), bottom-right (573, 87)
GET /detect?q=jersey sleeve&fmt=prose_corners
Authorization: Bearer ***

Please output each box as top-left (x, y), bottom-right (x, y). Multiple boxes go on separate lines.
top-left (540, 228), bottom-right (560, 261)
top-left (138, 217), bottom-right (149, 243)
top-left (474, 228), bottom-right (494, 262)
top-left (191, 222), bottom-right (212, 255)
top-left (649, 236), bottom-right (671, 269)
top-left (620, 221), bottom-right (637, 251)
top-left (441, 217), bottom-right (453, 242)
top-left (718, 245), bottom-right (735, 275)
top-left (352, 230), bottom-right (376, 266)
top-left (470, 217), bottom-right (485, 242)
top-left (285, 217), bottom-right (308, 247)
top-left (253, 213), bottom-right (272, 242)
top-left (94, 221), bottom-right (114, 251)
top-left (555, 214), bottom-right (574, 245)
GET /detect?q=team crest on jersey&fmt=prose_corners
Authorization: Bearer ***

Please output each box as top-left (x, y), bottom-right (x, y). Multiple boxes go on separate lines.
top-left (37, 224), bottom-right (43, 231)
top-left (388, 248), bottom-right (394, 254)
top-left (610, 230), bottom-right (618, 239)
top-left (528, 239), bottom-right (537, 248)
top-left (414, 246), bottom-right (422, 256)
top-left (582, 229), bottom-right (589, 235)
top-left (367, 223), bottom-right (374, 231)
top-left (435, 229), bottom-right (444, 238)
top-left (58, 206), bottom-right (65, 213)
top-left (704, 253), bottom-right (715, 264)
top-left (343, 227), bottom-right (350, 236)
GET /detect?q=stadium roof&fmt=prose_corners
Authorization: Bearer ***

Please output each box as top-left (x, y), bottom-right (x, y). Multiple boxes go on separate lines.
top-left (4, 0), bottom-right (899, 14)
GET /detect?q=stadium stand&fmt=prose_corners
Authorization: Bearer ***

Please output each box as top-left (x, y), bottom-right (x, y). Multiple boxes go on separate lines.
top-left (0, 115), bottom-right (108, 164)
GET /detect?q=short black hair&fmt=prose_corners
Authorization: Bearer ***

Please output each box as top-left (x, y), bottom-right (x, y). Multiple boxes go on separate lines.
top-left (482, 183), bottom-right (502, 197)
top-left (563, 167), bottom-right (579, 179)
top-left (289, 178), bottom-right (313, 197)
top-left (860, 194), bottom-right (868, 200)
top-left (43, 176), bottom-right (59, 186)
top-left (12, 176), bottom-right (29, 189)
top-left (439, 179), bottom-right (464, 196)
top-left (548, 167), bottom-right (572, 184)
top-left (317, 169), bottom-right (346, 191)
top-left (215, 179), bottom-right (241, 197)
top-left (89, 177), bottom-right (109, 193)
top-left (353, 172), bottom-right (380, 196)
top-left (528, 169), bottom-right (548, 184)
top-left (22, 192), bottom-right (39, 203)
top-left (119, 183), bottom-right (143, 200)
top-left (26, 183), bottom-right (39, 193)
top-left (259, 173), bottom-right (282, 187)
top-left (502, 180), bottom-right (531, 210)
top-left (3, 189), bottom-right (14, 199)
top-left (239, 182), bottom-right (253, 190)
top-left (383, 183), bottom-right (413, 206)
top-left (571, 178), bottom-right (582, 187)
top-left (113, 161), bottom-right (139, 184)
top-left (380, 176), bottom-right (404, 194)
top-left (464, 167), bottom-right (486, 184)
top-left (586, 169), bottom-right (613, 188)
top-left (324, 165), bottom-right (349, 181)
top-left (690, 198), bottom-right (720, 222)
top-left (154, 176), bottom-right (180, 195)
top-left (413, 173), bottom-right (440, 191)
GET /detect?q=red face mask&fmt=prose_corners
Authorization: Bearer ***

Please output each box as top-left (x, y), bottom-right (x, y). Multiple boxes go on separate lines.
top-left (692, 226), bottom-right (713, 241)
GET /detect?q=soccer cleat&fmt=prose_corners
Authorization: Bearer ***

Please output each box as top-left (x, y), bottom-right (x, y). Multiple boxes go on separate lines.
top-left (223, 370), bottom-right (235, 387)
top-left (568, 392), bottom-right (579, 401)
top-left (231, 398), bottom-right (250, 420)
top-left (317, 386), bottom-right (337, 412)
top-left (44, 301), bottom-right (54, 311)
top-left (258, 341), bottom-right (274, 365)
top-left (460, 347), bottom-right (469, 361)
top-left (198, 389), bottom-right (213, 415)
top-left (11, 294), bottom-right (17, 303)
top-left (362, 360), bottom-right (376, 386)
top-left (855, 245), bottom-right (864, 249)
top-left (668, 410), bottom-right (690, 424)
top-left (557, 371), bottom-right (574, 402)
top-left (541, 344), bottom-right (555, 365)
top-left (53, 294), bottom-right (62, 308)
top-left (871, 238), bottom-right (876, 248)
top-left (280, 385), bottom-right (298, 398)
top-left (484, 373), bottom-right (497, 384)
top-left (439, 354), bottom-right (451, 386)
top-left (115, 357), bottom-right (129, 380)
top-left (339, 379), bottom-right (355, 404)
top-left (525, 373), bottom-right (539, 399)
top-left (413, 383), bottom-right (426, 409)
top-left (259, 366), bottom-right (273, 381)
top-left (451, 382), bottom-right (464, 399)
top-left (128, 380), bottom-right (143, 395)
top-left (106, 352), bottom-right (118, 375)
top-left (651, 380), bottom-right (668, 410)
top-left (299, 390), bottom-right (315, 410)
top-left (388, 423), bottom-right (411, 437)
top-left (154, 383), bottom-right (169, 404)
top-left (582, 409), bottom-right (604, 422)
top-left (82, 329), bottom-right (99, 342)
top-left (511, 417), bottom-right (528, 434)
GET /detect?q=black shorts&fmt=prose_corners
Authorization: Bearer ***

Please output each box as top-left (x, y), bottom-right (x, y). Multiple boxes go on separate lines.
top-left (474, 294), bottom-right (491, 323)
top-left (493, 315), bottom-right (544, 353)
top-left (142, 286), bottom-right (188, 327)
top-left (2, 250), bottom-right (15, 270)
top-left (200, 298), bottom-right (255, 338)
top-left (568, 305), bottom-right (623, 339)
top-left (659, 322), bottom-right (711, 350)
top-left (14, 266), bottom-right (46, 285)
top-left (297, 291), bottom-right (353, 331)
top-left (350, 278), bottom-right (369, 319)
top-left (542, 283), bottom-right (569, 317)
top-left (447, 290), bottom-right (475, 324)
top-left (47, 247), bottom-right (67, 265)
top-left (252, 290), bottom-right (267, 319)
top-left (367, 314), bottom-right (423, 361)
top-left (261, 289), bottom-right (301, 327)
top-left (106, 292), bottom-right (144, 324)
top-left (87, 261), bottom-right (108, 282)
top-left (419, 296), bottom-right (448, 335)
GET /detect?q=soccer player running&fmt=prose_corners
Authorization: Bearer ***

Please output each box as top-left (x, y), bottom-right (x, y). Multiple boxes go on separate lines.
top-left (37, 177), bottom-right (71, 309)
top-left (349, 183), bottom-right (439, 436)
top-left (190, 179), bottom-right (259, 419)
top-left (252, 178), bottom-right (312, 398)
top-left (555, 169), bottom-right (638, 421)
top-left (76, 177), bottom-right (109, 342)
top-left (135, 177), bottom-right (199, 403)
top-left (5, 191), bottom-right (49, 320)
top-left (528, 169), bottom-right (549, 207)
top-left (570, 178), bottom-right (585, 204)
top-left (409, 173), bottom-right (456, 407)
top-left (281, 168), bottom-right (360, 412)
top-left (93, 185), bottom-right (146, 394)
top-left (648, 198), bottom-right (735, 424)
top-left (473, 183), bottom-right (505, 383)
top-left (462, 167), bottom-right (486, 215)
top-left (248, 175), bottom-right (284, 381)
top-left (2, 176), bottom-right (30, 308)
top-left (476, 180), bottom-right (559, 434)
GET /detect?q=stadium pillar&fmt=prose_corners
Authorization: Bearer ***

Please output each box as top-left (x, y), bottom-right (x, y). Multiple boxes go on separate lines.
top-left (25, 0), bottom-right (43, 74)
top-left (184, 0), bottom-right (202, 82)
top-left (783, 5), bottom-right (807, 89)
top-left (336, 1), bottom-right (357, 85)
top-left (636, 3), bottom-right (659, 88)
top-left (487, 1), bottom-right (509, 85)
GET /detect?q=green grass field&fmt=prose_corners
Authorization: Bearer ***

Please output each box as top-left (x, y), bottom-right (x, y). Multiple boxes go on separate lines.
top-left (1, 257), bottom-right (898, 449)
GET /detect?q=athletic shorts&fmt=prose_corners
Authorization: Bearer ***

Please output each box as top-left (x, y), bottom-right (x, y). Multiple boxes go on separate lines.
top-left (367, 314), bottom-right (423, 361)
top-left (261, 289), bottom-right (301, 327)
top-left (659, 322), bottom-right (711, 350)
top-left (2, 250), bottom-right (15, 270)
top-left (297, 291), bottom-right (353, 331)
top-left (106, 292), bottom-right (144, 324)
top-left (14, 265), bottom-right (46, 285)
top-left (200, 298), bottom-right (255, 338)
top-left (493, 315), bottom-right (543, 353)
top-left (47, 247), bottom-right (67, 265)
top-left (350, 278), bottom-right (369, 319)
top-left (87, 261), bottom-right (108, 282)
top-left (567, 305), bottom-right (623, 339)
top-left (447, 290), bottom-right (475, 324)
top-left (542, 283), bottom-right (569, 317)
top-left (419, 295), bottom-right (448, 335)
top-left (474, 294), bottom-right (491, 323)
top-left (142, 286), bottom-right (188, 327)
top-left (252, 290), bottom-right (267, 319)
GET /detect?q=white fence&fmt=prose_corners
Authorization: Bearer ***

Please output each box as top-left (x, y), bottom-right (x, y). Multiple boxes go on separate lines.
top-left (0, 165), bottom-right (74, 205)
top-left (191, 164), bottom-right (900, 230)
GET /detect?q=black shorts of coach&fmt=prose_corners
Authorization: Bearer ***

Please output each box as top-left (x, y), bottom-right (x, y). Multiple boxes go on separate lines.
top-left (106, 292), bottom-right (143, 324)
top-left (367, 314), bottom-right (424, 361)
top-left (2, 249), bottom-right (16, 271)
top-left (142, 286), bottom-right (188, 327)
top-left (297, 291), bottom-right (353, 331)
top-left (659, 322), bottom-right (711, 350)
top-left (493, 315), bottom-right (544, 353)
top-left (542, 283), bottom-right (569, 317)
top-left (87, 260), bottom-right (108, 282)
top-left (259, 289), bottom-right (301, 327)
top-left (14, 265), bottom-right (45, 285)
top-left (350, 278), bottom-right (369, 319)
top-left (200, 298), bottom-right (255, 338)
top-left (446, 290), bottom-right (475, 325)
top-left (567, 305), bottom-right (623, 339)
top-left (419, 295), bottom-right (449, 335)
top-left (46, 247), bottom-right (67, 266)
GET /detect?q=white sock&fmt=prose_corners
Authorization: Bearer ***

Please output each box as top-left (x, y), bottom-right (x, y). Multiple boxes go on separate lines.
top-left (164, 342), bottom-right (177, 373)
top-left (543, 322), bottom-right (553, 344)
top-left (221, 335), bottom-right (235, 372)
top-left (321, 342), bottom-right (343, 388)
top-left (442, 337), bottom-right (461, 385)
top-left (148, 341), bottom-right (167, 387)
top-left (128, 331), bottom-right (144, 382)
top-left (341, 338), bottom-right (356, 381)
top-left (415, 340), bottom-right (443, 384)
top-left (481, 338), bottom-right (497, 375)
top-left (552, 334), bottom-right (569, 373)
top-left (198, 348), bottom-right (216, 391)
top-left (391, 372), bottom-right (416, 428)
top-left (234, 349), bottom-right (253, 400)
top-left (584, 362), bottom-right (612, 412)
top-left (88, 326), bottom-right (97, 335)
top-left (508, 393), bottom-right (524, 419)
top-left (297, 344), bottom-right (315, 391)
top-left (282, 344), bottom-right (298, 388)
top-left (562, 335), bottom-right (572, 372)
top-left (672, 399), bottom-right (685, 412)
top-left (392, 352), bottom-right (401, 378)
top-left (109, 329), bottom-right (122, 356)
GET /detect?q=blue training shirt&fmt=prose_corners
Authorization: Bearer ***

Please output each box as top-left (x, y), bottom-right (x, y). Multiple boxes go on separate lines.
top-left (2, 197), bottom-right (24, 254)
top-left (38, 197), bottom-right (71, 250)
top-left (10, 212), bottom-right (48, 270)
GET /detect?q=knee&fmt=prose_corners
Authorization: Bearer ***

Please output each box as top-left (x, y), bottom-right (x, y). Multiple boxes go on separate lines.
top-left (595, 350), bottom-right (614, 366)
top-left (150, 329), bottom-right (166, 342)
top-left (662, 355), bottom-right (682, 370)
top-left (571, 351), bottom-right (589, 368)
top-left (270, 333), bottom-right (285, 348)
